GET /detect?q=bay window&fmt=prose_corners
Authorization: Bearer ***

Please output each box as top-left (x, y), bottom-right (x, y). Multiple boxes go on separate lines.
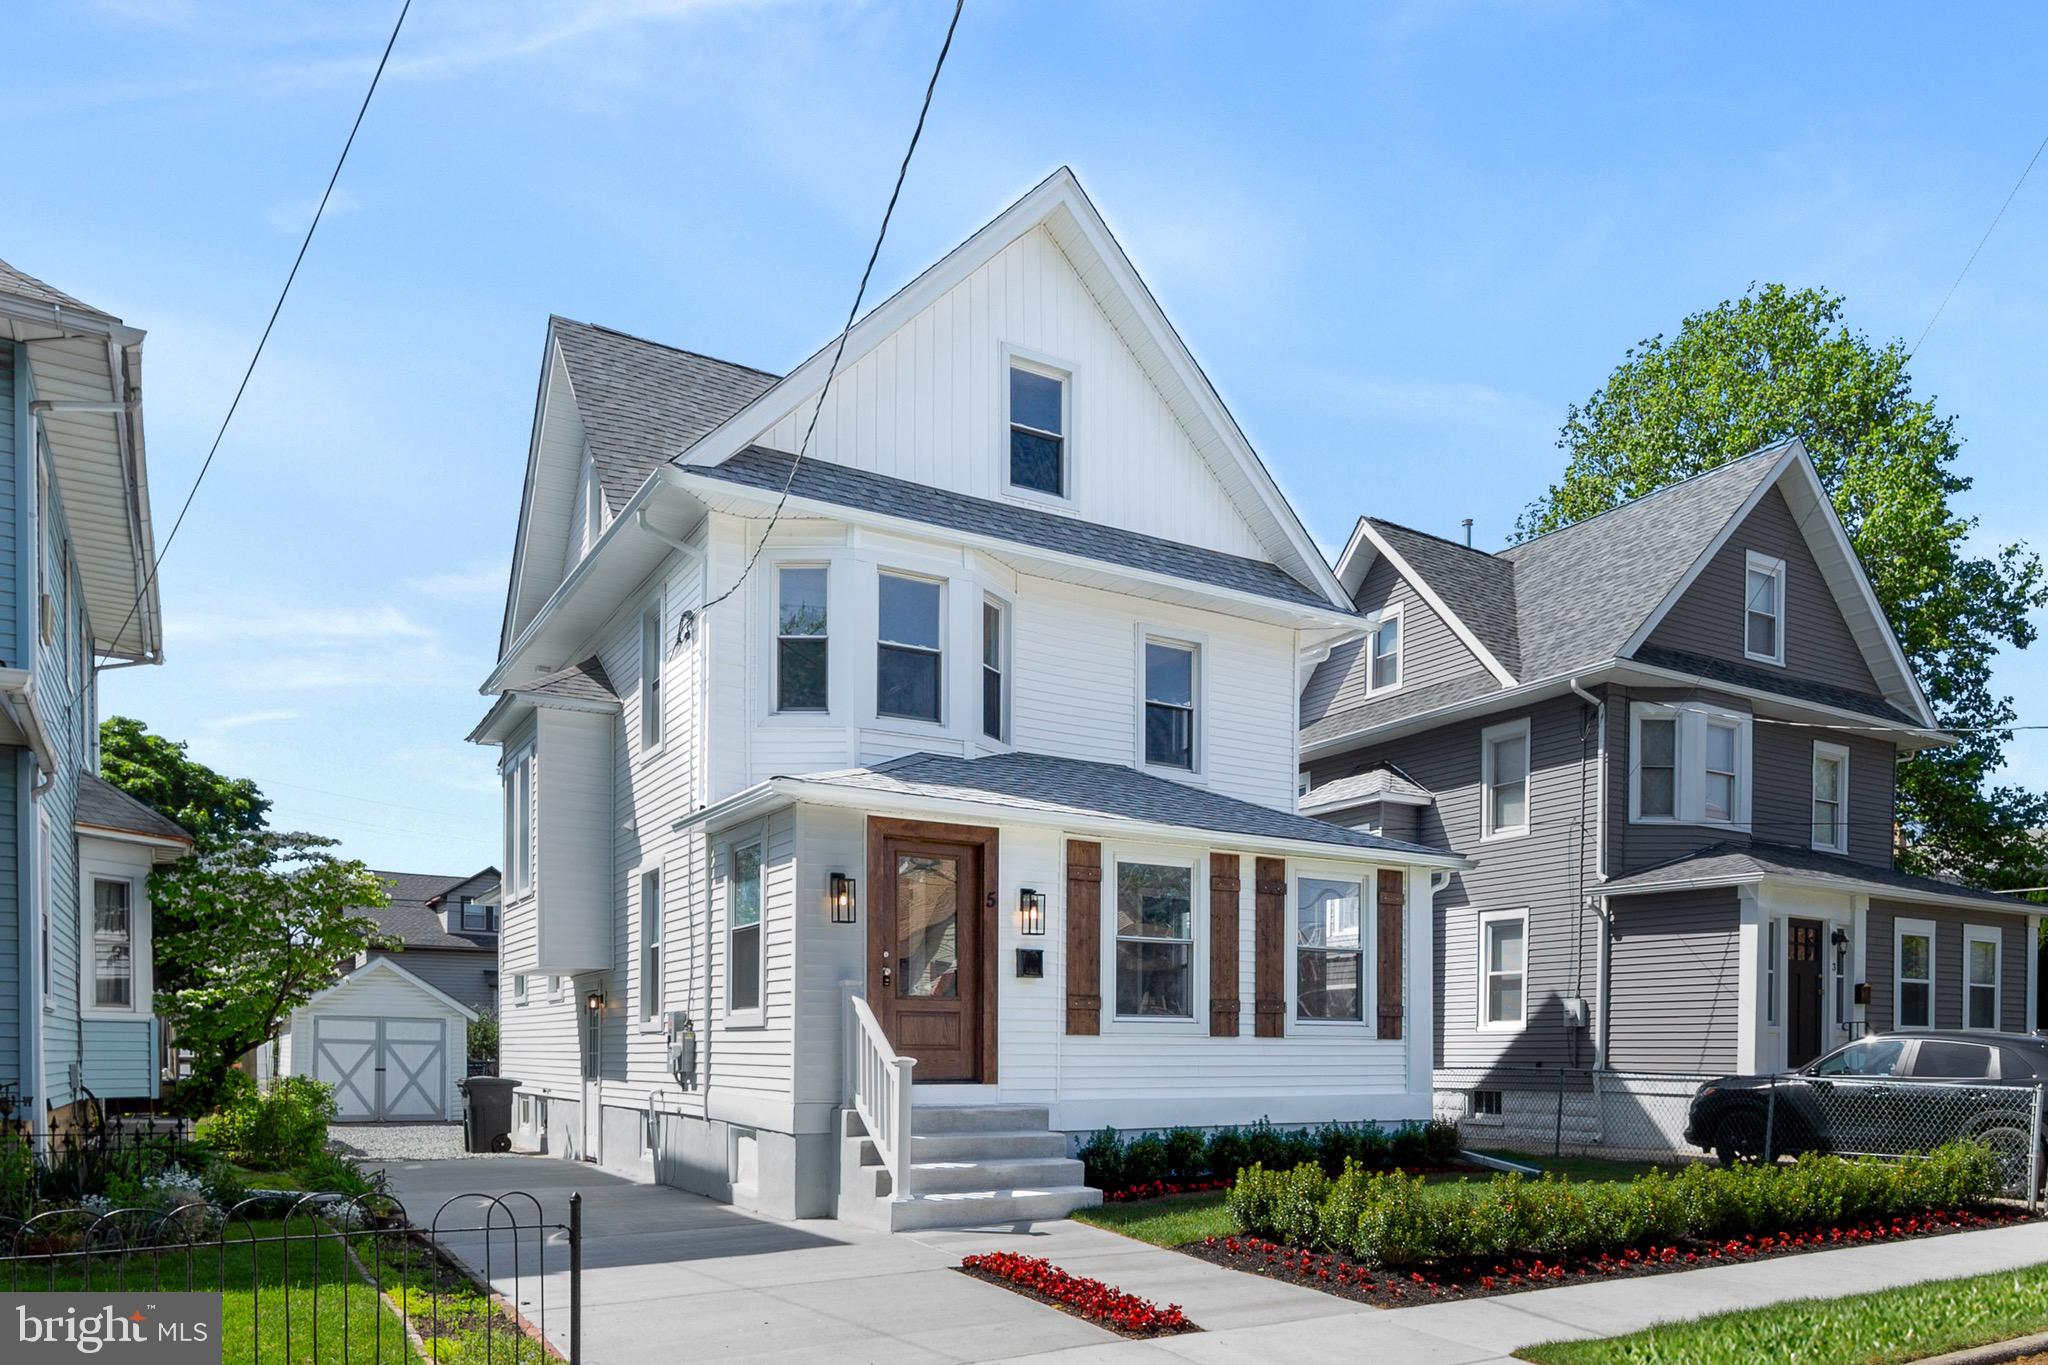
top-left (503, 750), bottom-right (533, 897)
top-left (982, 598), bottom-right (1006, 741)
top-left (1297, 876), bottom-right (1364, 1022)
top-left (775, 565), bottom-right (829, 712)
top-left (1113, 860), bottom-right (1193, 1019)
top-left (91, 878), bottom-right (134, 1010)
top-left (878, 572), bottom-right (942, 722)
top-left (1629, 702), bottom-right (1751, 827)
top-left (729, 841), bottom-right (763, 1016)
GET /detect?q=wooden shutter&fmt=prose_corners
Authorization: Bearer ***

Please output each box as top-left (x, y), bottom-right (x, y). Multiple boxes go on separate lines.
top-left (1066, 840), bottom-right (1102, 1035)
top-left (1209, 852), bottom-right (1241, 1037)
top-left (1254, 856), bottom-right (1286, 1038)
top-left (1377, 868), bottom-right (1405, 1039)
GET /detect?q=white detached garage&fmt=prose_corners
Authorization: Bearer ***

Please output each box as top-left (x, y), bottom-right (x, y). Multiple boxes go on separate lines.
top-left (278, 958), bottom-right (476, 1122)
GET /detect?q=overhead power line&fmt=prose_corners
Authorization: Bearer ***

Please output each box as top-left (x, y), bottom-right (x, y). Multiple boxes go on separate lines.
top-left (1910, 127), bottom-right (2048, 359)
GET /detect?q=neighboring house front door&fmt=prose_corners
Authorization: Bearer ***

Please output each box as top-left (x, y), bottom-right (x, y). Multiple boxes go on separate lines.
top-left (1787, 919), bottom-right (1825, 1068)
top-left (867, 818), bottom-right (998, 1083)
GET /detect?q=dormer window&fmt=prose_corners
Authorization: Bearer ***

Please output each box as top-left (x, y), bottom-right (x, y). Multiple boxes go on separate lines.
top-left (1007, 360), bottom-right (1067, 497)
top-left (1745, 552), bottom-right (1785, 665)
top-left (458, 897), bottom-right (496, 933)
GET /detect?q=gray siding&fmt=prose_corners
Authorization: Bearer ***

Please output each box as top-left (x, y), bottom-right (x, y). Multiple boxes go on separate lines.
top-left (1865, 899), bottom-right (2029, 1034)
top-left (1302, 554), bottom-right (1491, 727)
top-left (1644, 484), bottom-right (1881, 696)
top-left (1303, 798), bottom-right (1417, 844)
top-left (0, 748), bottom-right (18, 1091)
top-left (1605, 888), bottom-right (1739, 1073)
top-left (368, 946), bottom-right (495, 1015)
top-left (1309, 693), bottom-right (1603, 1068)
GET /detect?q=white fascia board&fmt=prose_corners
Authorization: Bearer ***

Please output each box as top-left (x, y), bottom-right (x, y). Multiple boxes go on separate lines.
top-left (669, 468), bottom-right (1365, 630)
top-left (1352, 521), bottom-right (1516, 686)
top-left (1300, 788), bottom-right (1433, 815)
top-left (679, 774), bottom-right (1473, 870)
top-left (0, 667), bottom-right (57, 774)
top-left (307, 955), bottom-right (479, 1022)
top-left (499, 327), bottom-right (577, 659)
top-left (1332, 517), bottom-right (1379, 597)
top-left (1608, 870), bottom-right (2022, 917)
top-left (1615, 659), bottom-right (1950, 749)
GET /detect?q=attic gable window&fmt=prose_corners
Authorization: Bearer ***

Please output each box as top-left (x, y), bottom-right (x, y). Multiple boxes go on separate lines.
top-left (1007, 360), bottom-right (1067, 497)
top-left (1368, 607), bottom-right (1401, 694)
top-left (1745, 551), bottom-right (1786, 665)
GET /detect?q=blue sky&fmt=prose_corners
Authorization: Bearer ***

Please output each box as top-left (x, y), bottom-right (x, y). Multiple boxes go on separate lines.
top-left (4, 1), bottom-right (2044, 874)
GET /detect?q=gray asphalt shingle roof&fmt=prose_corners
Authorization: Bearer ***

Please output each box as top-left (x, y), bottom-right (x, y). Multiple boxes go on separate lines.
top-left (75, 774), bottom-right (193, 845)
top-left (551, 318), bottom-right (779, 513)
top-left (506, 655), bottom-right (618, 703)
top-left (1299, 765), bottom-right (1434, 814)
top-left (1631, 644), bottom-right (1918, 725)
top-left (1367, 519), bottom-right (1520, 676)
top-left (360, 868), bottom-right (499, 951)
top-left (690, 447), bottom-right (1330, 610)
top-left (1603, 841), bottom-right (2019, 907)
top-left (790, 750), bottom-right (1448, 858)
top-left (0, 257), bottom-right (110, 317)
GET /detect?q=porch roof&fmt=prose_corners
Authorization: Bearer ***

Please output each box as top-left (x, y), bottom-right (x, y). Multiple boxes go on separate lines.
top-left (1601, 841), bottom-right (2028, 913)
top-left (676, 750), bottom-right (1471, 868)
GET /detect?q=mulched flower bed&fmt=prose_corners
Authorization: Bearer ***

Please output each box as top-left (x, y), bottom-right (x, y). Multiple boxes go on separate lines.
top-left (1101, 1163), bottom-right (1485, 1204)
top-left (1184, 1206), bottom-right (2031, 1308)
top-left (958, 1251), bottom-right (1198, 1337)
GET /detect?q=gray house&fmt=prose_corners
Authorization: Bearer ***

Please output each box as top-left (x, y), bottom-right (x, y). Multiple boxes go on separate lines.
top-left (356, 868), bottom-right (501, 1014)
top-left (1299, 440), bottom-right (2040, 1145)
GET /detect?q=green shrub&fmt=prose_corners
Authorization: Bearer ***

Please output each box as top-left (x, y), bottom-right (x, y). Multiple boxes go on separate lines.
top-left (1077, 1128), bottom-right (1124, 1191)
top-left (1122, 1135), bottom-right (1169, 1185)
top-left (1229, 1141), bottom-right (2002, 1267)
top-left (195, 1075), bottom-right (337, 1169)
top-left (1204, 1127), bottom-right (1249, 1182)
top-left (1163, 1127), bottom-right (1206, 1178)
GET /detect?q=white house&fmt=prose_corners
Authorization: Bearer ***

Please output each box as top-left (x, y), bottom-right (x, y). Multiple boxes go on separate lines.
top-left (471, 170), bottom-right (1467, 1228)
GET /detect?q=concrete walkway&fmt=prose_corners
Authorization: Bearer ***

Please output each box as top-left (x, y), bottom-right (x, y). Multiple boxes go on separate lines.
top-left (372, 1156), bottom-right (2048, 1364)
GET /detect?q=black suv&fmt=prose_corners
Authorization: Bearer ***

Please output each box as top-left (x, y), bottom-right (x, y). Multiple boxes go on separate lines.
top-left (1685, 1032), bottom-right (2048, 1182)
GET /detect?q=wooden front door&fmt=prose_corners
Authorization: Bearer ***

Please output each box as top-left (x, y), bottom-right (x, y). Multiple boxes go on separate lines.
top-left (867, 818), bottom-right (998, 1083)
top-left (1787, 918), bottom-right (1825, 1068)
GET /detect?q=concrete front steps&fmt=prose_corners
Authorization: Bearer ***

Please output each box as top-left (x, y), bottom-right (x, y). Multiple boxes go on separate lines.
top-left (838, 1102), bottom-right (1101, 1231)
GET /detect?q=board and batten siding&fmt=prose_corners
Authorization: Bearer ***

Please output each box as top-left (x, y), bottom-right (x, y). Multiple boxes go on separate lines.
top-left (1301, 554), bottom-right (1490, 729)
top-left (1864, 899), bottom-right (2029, 1035)
top-left (1604, 888), bottom-right (1740, 1074)
top-left (1309, 693), bottom-right (1603, 1070)
top-left (756, 225), bottom-right (1268, 563)
top-left (1643, 484), bottom-right (1882, 697)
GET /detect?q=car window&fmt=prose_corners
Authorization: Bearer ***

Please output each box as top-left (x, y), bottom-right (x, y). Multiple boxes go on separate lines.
top-left (1910, 1041), bottom-right (1995, 1079)
top-left (1999, 1047), bottom-right (2042, 1081)
top-left (1812, 1039), bottom-right (1907, 1077)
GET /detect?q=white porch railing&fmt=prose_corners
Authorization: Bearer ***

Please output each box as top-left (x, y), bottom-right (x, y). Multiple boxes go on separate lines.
top-left (848, 993), bottom-right (916, 1199)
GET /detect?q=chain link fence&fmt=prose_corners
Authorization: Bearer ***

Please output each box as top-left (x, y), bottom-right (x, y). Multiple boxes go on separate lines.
top-left (1436, 1066), bottom-right (2047, 1203)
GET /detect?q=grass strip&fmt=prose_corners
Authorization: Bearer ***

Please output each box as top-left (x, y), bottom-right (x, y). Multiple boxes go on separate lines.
top-left (1519, 1259), bottom-right (2048, 1365)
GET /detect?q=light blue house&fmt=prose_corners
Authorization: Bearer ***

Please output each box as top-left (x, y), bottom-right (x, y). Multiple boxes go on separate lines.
top-left (0, 258), bottom-right (187, 1129)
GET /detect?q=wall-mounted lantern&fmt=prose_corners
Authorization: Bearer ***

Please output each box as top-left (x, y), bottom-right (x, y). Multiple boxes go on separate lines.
top-left (829, 872), bottom-right (858, 924)
top-left (1018, 888), bottom-right (1047, 937)
top-left (586, 991), bottom-right (605, 1014)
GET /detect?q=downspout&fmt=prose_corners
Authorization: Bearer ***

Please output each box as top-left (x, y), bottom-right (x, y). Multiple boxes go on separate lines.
top-left (1568, 678), bottom-right (1608, 1071)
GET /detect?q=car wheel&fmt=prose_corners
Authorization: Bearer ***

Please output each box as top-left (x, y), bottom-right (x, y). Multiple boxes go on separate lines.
top-left (1972, 1121), bottom-right (2033, 1194)
top-left (1714, 1110), bottom-right (1769, 1166)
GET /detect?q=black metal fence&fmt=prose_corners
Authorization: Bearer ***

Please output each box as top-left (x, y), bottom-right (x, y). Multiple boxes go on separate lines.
top-left (0, 1120), bottom-right (199, 1214)
top-left (1, 1188), bottom-right (582, 1363)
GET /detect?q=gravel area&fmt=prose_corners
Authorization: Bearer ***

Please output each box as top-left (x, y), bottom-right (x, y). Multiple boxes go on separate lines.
top-left (328, 1123), bottom-right (479, 1161)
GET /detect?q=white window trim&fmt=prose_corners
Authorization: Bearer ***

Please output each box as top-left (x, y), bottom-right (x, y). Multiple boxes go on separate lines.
top-left (637, 864), bottom-right (664, 1030)
top-left (1811, 741), bottom-right (1850, 854)
top-left (980, 591), bottom-right (1012, 746)
top-left (580, 447), bottom-right (605, 554)
top-left (548, 974), bottom-right (565, 1003)
top-left (1476, 908), bottom-right (1528, 1032)
top-left (77, 868), bottom-right (151, 1021)
top-left (512, 972), bottom-right (529, 1006)
top-left (1894, 916), bottom-right (1935, 1031)
top-left (1963, 923), bottom-right (2002, 1033)
top-left (1135, 626), bottom-right (1207, 780)
top-left (502, 746), bottom-right (535, 902)
top-left (725, 833), bottom-right (767, 1029)
top-left (876, 568), bottom-right (947, 728)
top-left (639, 594), bottom-right (665, 758)
top-left (1764, 916), bottom-right (1780, 1027)
top-left (1479, 717), bottom-right (1532, 841)
top-left (1000, 344), bottom-right (1076, 508)
top-left (1288, 863), bottom-right (1375, 1031)
top-left (1628, 701), bottom-right (1753, 829)
top-left (1296, 770), bottom-right (1311, 799)
top-left (1101, 846), bottom-right (1206, 1034)
top-left (1744, 550), bottom-right (1787, 667)
top-left (770, 559), bottom-right (832, 718)
top-left (1365, 604), bottom-right (1404, 698)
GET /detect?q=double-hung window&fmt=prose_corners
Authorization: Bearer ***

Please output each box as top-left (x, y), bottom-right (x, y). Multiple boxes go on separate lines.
top-left (1964, 925), bottom-right (2001, 1031)
top-left (1895, 918), bottom-right (1934, 1029)
top-left (458, 897), bottom-right (495, 932)
top-left (1007, 361), bottom-right (1067, 497)
top-left (1114, 860), bottom-right (1194, 1019)
top-left (91, 879), bottom-right (135, 1010)
top-left (1811, 742), bottom-right (1849, 853)
top-left (1297, 876), bottom-right (1364, 1022)
top-left (1368, 608), bottom-right (1401, 693)
top-left (1745, 551), bottom-right (1786, 665)
top-left (640, 598), bottom-right (664, 750)
top-left (775, 565), bottom-right (828, 711)
top-left (1478, 909), bottom-right (1526, 1029)
top-left (981, 599), bottom-right (1006, 741)
top-left (504, 751), bottom-right (534, 896)
top-left (729, 842), bottom-right (764, 1016)
top-left (1481, 718), bottom-right (1530, 838)
top-left (1143, 639), bottom-right (1197, 770)
top-left (877, 572), bottom-right (941, 722)
top-left (1765, 920), bottom-right (1780, 1025)
top-left (639, 869), bottom-right (663, 1022)
top-left (1629, 703), bottom-right (1751, 827)
top-left (513, 973), bottom-right (529, 1006)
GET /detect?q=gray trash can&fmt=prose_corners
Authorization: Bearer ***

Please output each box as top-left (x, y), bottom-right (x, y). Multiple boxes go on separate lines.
top-left (459, 1075), bottom-right (520, 1153)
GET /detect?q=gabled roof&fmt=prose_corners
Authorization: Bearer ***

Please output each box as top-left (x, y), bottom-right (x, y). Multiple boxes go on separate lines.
top-left (0, 258), bottom-right (110, 318)
top-left (1602, 841), bottom-right (2020, 910)
top-left (1362, 520), bottom-right (1521, 676)
top-left (1299, 765), bottom-right (1434, 815)
top-left (358, 867), bottom-right (499, 951)
top-left (508, 655), bottom-right (617, 703)
top-left (301, 955), bottom-right (478, 1023)
top-left (74, 773), bottom-right (193, 852)
top-left (684, 446), bottom-right (1332, 610)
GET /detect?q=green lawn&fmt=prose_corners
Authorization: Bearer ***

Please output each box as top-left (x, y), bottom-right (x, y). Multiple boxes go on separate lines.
top-left (1518, 1262), bottom-right (2048, 1364)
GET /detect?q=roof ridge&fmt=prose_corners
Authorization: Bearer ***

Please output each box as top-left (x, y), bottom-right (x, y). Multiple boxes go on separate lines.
top-left (1501, 439), bottom-right (1795, 558)
top-left (550, 315), bottom-right (782, 381)
top-left (1368, 516), bottom-right (1505, 560)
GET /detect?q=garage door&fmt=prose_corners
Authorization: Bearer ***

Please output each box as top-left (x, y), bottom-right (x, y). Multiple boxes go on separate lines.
top-left (312, 1016), bottom-right (446, 1122)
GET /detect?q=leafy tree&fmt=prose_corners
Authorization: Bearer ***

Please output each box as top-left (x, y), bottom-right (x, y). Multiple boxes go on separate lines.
top-left (153, 831), bottom-right (392, 1106)
top-left (1517, 284), bottom-right (2048, 887)
top-left (100, 715), bottom-right (270, 841)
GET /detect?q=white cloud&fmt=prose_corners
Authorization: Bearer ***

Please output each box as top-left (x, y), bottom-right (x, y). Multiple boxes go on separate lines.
top-left (171, 603), bottom-right (436, 645)
top-left (408, 563), bottom-right (507, 602)
top-left (195, 707), bottom-right (300, 739)
top-left (264, 186), bottom-right (358, 236)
